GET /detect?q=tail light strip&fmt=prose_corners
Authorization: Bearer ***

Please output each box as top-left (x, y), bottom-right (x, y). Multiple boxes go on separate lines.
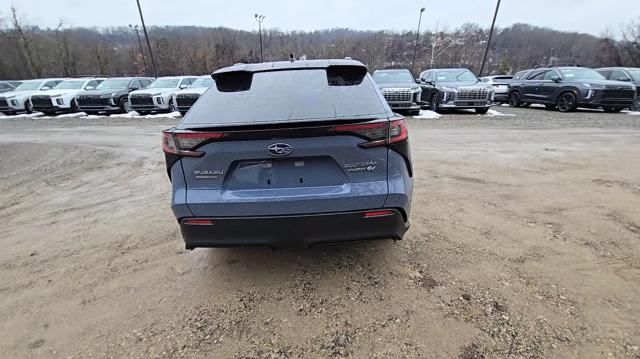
top-left (162, 118), bottom-right (408, 156)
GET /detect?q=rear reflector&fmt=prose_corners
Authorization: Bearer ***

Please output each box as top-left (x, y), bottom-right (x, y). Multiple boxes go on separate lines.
top-left (363, 210), bottom-right (395, 218)
top-left (183, 219), bottom-right (214, 225)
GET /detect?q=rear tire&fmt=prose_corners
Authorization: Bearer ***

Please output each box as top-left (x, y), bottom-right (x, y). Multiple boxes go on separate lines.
top-left (508, 91), bottom-right (521, 107)
top-left (522, 103), bottom-right (531, 108)
top-left (408, 109), bottom-right (420, 116)
top-left (631, 100), bottom-right (640, 112)
top-left (137, 111), bottom-right (150, 116)
top-left (179, 111), bottom-right (187, 116)
top-left (475, 107), bottom-right (489, 115)
top-left (556, 92), bottom-right (577, 112)
top-left (169, 99), bottom-right (177, 113)
top-left (84, 111), bottom-right (99, 116)
top-left (120, 98), bottom-right (133, 113)
top-left (25, 101), bottom-right (33, 114)
top-left (429, 93), bottom-right (440, 113)
top-left (70, 99), bottom-right (78, 113)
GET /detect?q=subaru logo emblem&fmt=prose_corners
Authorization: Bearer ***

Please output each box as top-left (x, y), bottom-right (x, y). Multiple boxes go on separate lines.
top-left (268, 143), bottom-right (292, 156)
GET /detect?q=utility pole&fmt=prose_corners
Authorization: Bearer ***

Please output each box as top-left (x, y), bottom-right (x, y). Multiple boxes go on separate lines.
top-left (411, 7), bottom-right (426, 76)
top-left (255, 14), bottom-right (265, 62)
top-left (479, 0), bottom-right (501, 77)
top-left (129, 24), bottom-right (149, 76)
top-left (136, 0), bottom-right (158, 77)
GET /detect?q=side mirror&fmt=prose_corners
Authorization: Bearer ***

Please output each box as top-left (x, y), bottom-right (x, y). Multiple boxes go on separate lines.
top-left (85, 86), bottom-right (94, 90)
top-left (550, 76), bottom-right (561, 83)
top-left (129, 86), bottom-right (139, 91)
top-left (179, 84), bottom-right (188, 89)
top-left (41, 86), bottom-right (51, 91)
top-left (618, 76), bottom-right (631, 82)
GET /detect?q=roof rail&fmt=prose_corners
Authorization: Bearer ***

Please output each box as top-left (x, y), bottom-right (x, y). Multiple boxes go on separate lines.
top-left (72, 75), bottom-right (110, 78)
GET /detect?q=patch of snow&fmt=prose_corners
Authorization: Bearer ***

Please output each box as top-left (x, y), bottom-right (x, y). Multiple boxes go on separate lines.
top-left (484, 109), bottom-right (515, 117)
top-left (413, 110), bottom-right (441, 119)
top-left (622, 110), bottom-right (640, 115)
top-left (117, 111), bottom-right (182, 119)
top-left (0, 112), bottom-right (44, 119)
top-left (55, 112), bottom-right (87, 118)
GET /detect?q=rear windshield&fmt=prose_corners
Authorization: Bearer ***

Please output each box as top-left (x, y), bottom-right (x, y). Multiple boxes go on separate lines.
top-left (180, 69), bottom-right (388, 127)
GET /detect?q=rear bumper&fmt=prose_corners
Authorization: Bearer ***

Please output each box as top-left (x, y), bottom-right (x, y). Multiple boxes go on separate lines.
top-left (179, 209), bottom-right (409, 249)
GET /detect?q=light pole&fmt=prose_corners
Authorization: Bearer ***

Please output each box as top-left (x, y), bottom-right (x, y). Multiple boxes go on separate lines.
top-left (410, 7), bottom-right (426, 76)
top-left (479, 0), bottom-right (501, 77)
top-left (136, 0), bottom-right (158, 78)
top-left (129, 24), bottom-right (149, 76)
top-left (255, 14), bottom-right (265, 62)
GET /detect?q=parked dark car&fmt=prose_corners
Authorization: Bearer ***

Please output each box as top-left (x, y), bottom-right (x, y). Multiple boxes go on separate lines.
top-left (75, 77), bottom-right (154, 115)
top-left (372, 69), bottom-right (421, 115)
top-left (596, 67), bottom-right (640, 111)
top-left (418, 68), bottom-right (494, 114)
top-left (480, 75), bottom-right (513, 104)
top-left (508, 67), bottom-right (636, 112)
top-left (162, 59), bottom-right (413, 249)
top-left (0, 81), bottom-right (21, 94)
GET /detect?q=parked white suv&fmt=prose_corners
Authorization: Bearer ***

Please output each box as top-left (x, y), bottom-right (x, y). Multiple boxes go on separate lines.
top-left (129, 76), bottom-right (197, 114)
top-left (172, 75), bottom-right (214, 115)
top-left (0, 78), bottom-right (65, 115)
top-left (30, 77), bottom-right (106, 115)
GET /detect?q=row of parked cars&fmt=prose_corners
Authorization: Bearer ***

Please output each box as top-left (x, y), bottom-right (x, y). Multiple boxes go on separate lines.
top-left (0, 75), bottom-right (216, 116)
top-left (370, 66), bottom-right (639, 115)
top-left (483, 66), bottom-right (640, 112)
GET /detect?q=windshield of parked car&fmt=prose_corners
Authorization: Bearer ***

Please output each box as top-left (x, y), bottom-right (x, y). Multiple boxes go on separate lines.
top-left (373, 71), bottom-right (415, 84)
top-left (190, 77), bottom-right (214, 87)
top-left (54, 80), bottom-right (86, 90)
top-left (436, 70), bottom-right (478, 82)
top-left (96, 79), bottom-right (131, 89)
top-left (627, 69), bottom-right (640, 81)
top-left (13, 81), bottom-right (44, 91)
top-left (558, 68), bottom-right (605, 80)
top-left (148, 79), bottom-right (180, 88)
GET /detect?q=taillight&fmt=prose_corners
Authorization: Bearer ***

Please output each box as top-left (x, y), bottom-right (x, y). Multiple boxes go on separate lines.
top-left (330, 118), bottom-right (408, 148)
top-left (363, 210), bottom-right (395, 218)
top-left (162, 130), bottom-right (226, 157)
top-left (389, 118), bottom-right (408, 144)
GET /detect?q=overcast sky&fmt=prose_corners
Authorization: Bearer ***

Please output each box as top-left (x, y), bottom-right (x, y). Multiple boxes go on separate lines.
top-left (1, 0), bottom-right (638, 37)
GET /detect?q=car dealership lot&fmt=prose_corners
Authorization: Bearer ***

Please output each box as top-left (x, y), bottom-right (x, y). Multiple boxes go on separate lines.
top-left (1, 108), bottom-right (639, 358)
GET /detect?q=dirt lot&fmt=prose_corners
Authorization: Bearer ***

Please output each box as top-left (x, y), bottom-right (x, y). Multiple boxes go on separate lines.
top-left (1, 107), bottom-right (639, 358)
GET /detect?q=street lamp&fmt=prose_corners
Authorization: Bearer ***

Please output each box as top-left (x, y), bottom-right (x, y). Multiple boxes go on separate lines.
top-left (255, 14), bottom-right (265, 62)
top-left (129, 24), bottom-right (149, 76)
top-left (136, 0), bottom-right (158, 78)
top-left (479, 0), bottom-right (501, 77)
top-left (410, 7), bottom-right (426, 75)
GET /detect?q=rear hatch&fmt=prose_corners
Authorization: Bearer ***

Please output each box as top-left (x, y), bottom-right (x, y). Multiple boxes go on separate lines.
top-left (164, 63), bottom-right (403, 217)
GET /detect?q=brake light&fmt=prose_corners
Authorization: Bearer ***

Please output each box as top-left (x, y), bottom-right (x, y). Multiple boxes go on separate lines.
top-left (330, 118), bottom-right (408, 148)
top-left (389, 118), bottom-right (408, 144)
top-left (162, 130), bottom-right (226, 157)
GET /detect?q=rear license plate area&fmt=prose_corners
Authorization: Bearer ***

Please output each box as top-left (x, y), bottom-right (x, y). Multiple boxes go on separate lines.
top-left (223, 157), bottom-right (346, 190)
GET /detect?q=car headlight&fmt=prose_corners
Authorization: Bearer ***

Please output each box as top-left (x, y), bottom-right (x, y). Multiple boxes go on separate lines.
top-left (411, 87), bottom-right (421, 92)
top-left (111, 92), bottom-right (118, 97)
top-left (56, 98), bottom-right (64, 105)
top-left (10, 99), bottom-right (18, 106)
top-left (156, 96), bottom-right (164, 104)
top-left (441, 86), bottom-right (458, 92)
top-left (51, 94), bottom-right (62, 98)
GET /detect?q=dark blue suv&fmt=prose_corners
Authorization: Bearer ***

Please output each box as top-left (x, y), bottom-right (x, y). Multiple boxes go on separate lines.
top-left (162, 59), bottom-right (413, 249)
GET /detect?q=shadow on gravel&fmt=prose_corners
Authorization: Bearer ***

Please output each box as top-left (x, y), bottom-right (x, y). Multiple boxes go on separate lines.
top-left (189, 239), bottom-right (400, 287)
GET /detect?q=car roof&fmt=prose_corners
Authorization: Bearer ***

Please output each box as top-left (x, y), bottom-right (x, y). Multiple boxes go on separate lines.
top-left (374, 68), bottom-right (410, 72)
top-left (154, 76), bottom-right (195, 80)
top-left (213, 59), bottom-right (366, 75)
top-left (596, 67), bottom-right (640, 70)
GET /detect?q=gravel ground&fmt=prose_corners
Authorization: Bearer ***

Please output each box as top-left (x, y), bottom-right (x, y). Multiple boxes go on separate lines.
top-left (1, 107), bottom-right (639, 358)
